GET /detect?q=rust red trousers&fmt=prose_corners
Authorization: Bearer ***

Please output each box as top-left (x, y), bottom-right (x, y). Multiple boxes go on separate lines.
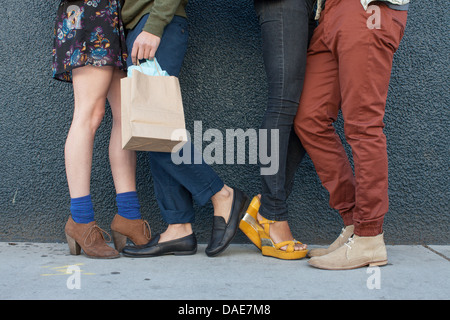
top-left (294, 0), bottom-right (407, 236)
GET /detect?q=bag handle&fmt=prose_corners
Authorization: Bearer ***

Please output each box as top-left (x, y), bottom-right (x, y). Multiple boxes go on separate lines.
top-left (136, 59), bottom-right (162, 76)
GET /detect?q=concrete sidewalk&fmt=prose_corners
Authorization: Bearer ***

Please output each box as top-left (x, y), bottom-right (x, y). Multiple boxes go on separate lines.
top-left (0, 242), bottom-right (448, 300)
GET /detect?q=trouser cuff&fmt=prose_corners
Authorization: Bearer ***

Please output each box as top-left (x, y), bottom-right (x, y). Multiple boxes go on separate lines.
top-left (354, 217), bottom-right (385, 237)
top-left (192, 177), bottom-right (224, 207)
top-left (161, 209), bottom-right (196, 225)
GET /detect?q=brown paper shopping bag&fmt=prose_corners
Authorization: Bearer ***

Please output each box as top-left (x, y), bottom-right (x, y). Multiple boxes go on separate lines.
top-left (121, 69), bottom-right (188, 152)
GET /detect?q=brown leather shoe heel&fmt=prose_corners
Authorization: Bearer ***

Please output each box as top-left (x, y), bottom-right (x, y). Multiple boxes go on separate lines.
top-left (65, 216), bottom-right (119, 259)
top-left (110, 214), bottom-right (151, 252)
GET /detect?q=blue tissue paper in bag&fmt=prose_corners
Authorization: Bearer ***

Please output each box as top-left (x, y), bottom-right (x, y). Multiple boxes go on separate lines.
top-left (127, 58), bottom-right (169, 77)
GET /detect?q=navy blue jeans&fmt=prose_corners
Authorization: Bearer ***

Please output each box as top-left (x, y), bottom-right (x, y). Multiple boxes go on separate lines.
top-left (126, 15), bottom-right (224, 224)
top-left (255, 0), bottom-right (316, 221)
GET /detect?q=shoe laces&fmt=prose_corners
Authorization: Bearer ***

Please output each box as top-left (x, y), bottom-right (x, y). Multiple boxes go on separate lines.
top-left (83, 224), bottom-right (111, 247)
top-left (344, 236), bottom-right (355, 249)
top-left (142, 220), bottom-right (152, 241)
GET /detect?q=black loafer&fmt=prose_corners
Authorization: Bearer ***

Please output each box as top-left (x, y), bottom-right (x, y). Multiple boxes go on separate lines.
top-left (205, 188), bottom-right (250, 257)
top-left (122, 233), bottom-right (197, 258)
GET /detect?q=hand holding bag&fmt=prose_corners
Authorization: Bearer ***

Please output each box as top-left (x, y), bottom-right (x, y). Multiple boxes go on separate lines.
top-left (121, 59), bottom-right (188, 152)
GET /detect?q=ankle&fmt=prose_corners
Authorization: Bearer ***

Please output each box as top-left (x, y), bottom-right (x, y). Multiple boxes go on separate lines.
top-left (116, 191), bottom-right (141, 220)
top-left (211, 186), bottom-right (234, 222)
top-left (257, 216), bottom-right (293, 239)
top-left (70, 195), bottom-right (95, 224)
top-left (270, 221), bottom-right (293, 238)
top-left (211, 185), bottom-right (233, 204)
top-left (163, 223), bottom-right (192, 238)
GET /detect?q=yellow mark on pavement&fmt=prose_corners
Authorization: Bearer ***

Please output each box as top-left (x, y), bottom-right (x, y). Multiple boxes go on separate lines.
top-left (40, 263), bottom-right (95, 276)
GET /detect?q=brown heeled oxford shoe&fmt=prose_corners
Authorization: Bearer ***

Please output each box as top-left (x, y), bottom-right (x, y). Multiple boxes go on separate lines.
top-left (110, 214), bottom-right (152, 252)
top-left (65, 216), bottom-right (120, 259)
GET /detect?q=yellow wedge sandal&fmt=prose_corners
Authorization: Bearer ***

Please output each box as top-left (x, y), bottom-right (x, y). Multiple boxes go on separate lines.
top-left (239, 196), bottom-right (308, 260)
top-left (239, 196), bottom-right (264, 249)
top-left (258, 218), bottom-right (308, 260)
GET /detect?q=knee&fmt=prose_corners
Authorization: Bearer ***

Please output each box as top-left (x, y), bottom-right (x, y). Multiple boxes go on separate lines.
top-left (90, 107), bottom-right (106, 132)
top-left (293, 113), bottom-right (304, 139)
top-left (73, 100), bottom-right (106, 133)
top-left (294, 107), bottom-right (316, 140)
top-left (343, 119), bottom-right (385, 142)
top-left (111, 111), bottom-right (122, 128)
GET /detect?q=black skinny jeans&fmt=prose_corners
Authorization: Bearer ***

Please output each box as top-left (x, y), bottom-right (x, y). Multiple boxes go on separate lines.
top-left (256, 0), bottom-right (316, 220)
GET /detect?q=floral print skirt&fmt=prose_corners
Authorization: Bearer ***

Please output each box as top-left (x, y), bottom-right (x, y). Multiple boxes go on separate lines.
top-left (52, 0), bottom-right (128, 82)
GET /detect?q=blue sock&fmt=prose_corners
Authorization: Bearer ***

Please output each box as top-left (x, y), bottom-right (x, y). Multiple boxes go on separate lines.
top-left (116, 191), bottom-right (141, 220)
top-left (70, 195), bottom-right (95, 224)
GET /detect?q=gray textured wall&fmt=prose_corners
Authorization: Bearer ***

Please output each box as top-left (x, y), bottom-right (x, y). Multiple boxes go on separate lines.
top-left (0, 1), bottom-right (448, 245)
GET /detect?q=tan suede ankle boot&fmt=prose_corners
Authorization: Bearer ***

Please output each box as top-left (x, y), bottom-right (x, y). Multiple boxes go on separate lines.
top-left (308, 233), bottom-right (388, 270)
top-left (65, 216), bottom-right (120, 259)
top-left (110, 214), bottom-right (151, 252)
top-left (308, 225), bottom-right (354, 257)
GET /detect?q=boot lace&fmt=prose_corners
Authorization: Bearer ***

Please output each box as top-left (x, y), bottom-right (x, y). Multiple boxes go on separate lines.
top-left (339, 227), bottom-right (346, 238)
top-left (142, 220), bottom-right (152, 241)
top-left (344, 236), bottom-right (355, 249)
top-left (83, 224), bottom-right (111, 247)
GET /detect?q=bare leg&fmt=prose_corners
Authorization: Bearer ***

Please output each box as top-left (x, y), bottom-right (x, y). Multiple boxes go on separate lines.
top-left (65, 66), bottom-right (114, 198)
top-left (107, 68), bottom-right (137, 194)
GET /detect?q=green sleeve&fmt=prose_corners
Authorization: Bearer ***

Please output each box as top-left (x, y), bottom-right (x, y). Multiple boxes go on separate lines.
top-left (143, 0), bottom-right (183, 38)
